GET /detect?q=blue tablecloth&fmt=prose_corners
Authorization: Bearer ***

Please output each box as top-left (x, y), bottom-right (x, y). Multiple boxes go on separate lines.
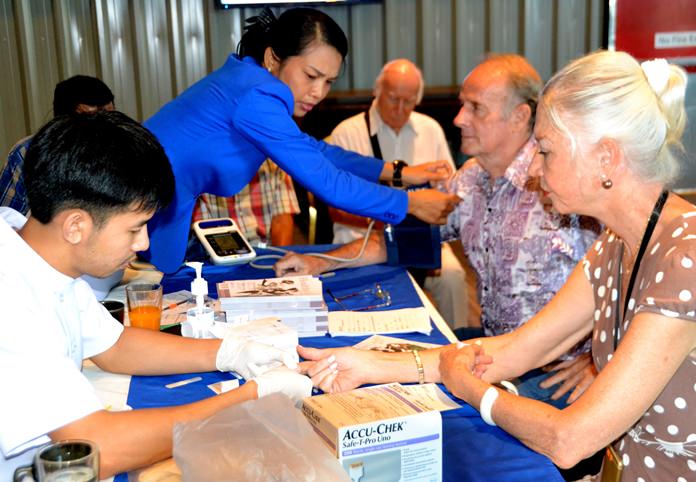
top-left (117, 248), bottom-right (562, 482)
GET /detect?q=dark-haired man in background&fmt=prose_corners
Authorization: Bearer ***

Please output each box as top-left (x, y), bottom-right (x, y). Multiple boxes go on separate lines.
top-left (0, 75), bottom-right (115, 215)
top-left (0, 111), bottom-right (311, 480)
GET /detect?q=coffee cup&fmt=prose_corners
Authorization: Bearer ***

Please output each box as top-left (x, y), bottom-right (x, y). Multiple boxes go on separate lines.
top-left (100, 300), bottom-right (125, 324)
top-left (13, 440), bottom-right (99, 482)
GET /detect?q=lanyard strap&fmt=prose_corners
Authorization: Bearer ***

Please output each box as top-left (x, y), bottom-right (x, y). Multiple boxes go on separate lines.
top-left (363, 111), bottom-right (383, 160)
top-left (614, 190), bottom-right (669, 350)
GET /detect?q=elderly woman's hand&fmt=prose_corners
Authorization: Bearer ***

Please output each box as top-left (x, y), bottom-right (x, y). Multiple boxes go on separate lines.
top-left (439, 342), bottom-right (491, 397)
top-left (297, 345), bottom-right (372, 393)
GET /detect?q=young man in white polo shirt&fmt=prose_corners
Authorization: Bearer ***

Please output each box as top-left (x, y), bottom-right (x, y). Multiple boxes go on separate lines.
top-left (0, 112), bottom-right (311, 479)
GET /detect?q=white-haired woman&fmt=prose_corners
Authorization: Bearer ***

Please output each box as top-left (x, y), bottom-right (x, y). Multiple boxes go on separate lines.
top-left (298, 50), bottom-right (694, 480)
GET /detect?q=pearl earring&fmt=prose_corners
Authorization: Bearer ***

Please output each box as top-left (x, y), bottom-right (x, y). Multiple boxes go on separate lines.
top-left (601, 176), bottom-right (613, 189)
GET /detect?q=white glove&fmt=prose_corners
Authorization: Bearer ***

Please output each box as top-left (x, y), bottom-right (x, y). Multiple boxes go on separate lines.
top-left (216, 335), bottom-right (298, 380)
top-left (253, 366), bottom-right (313, 406)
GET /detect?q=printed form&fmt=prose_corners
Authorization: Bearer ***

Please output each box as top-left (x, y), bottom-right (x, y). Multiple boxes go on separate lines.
top-left (328, 307), bottom-right (432, 336)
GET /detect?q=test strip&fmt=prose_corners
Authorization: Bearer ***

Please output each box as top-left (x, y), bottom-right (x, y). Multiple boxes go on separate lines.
top-left (165, 376), bottom-right (202, 389)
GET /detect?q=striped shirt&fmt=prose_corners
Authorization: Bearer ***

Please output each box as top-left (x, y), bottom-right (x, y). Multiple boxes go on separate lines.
top-left (192, 159), bottom-right (299, 246)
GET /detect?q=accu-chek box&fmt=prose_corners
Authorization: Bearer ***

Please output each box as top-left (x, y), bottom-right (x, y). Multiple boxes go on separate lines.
top-left (302, 383), bottom-right (443, 482)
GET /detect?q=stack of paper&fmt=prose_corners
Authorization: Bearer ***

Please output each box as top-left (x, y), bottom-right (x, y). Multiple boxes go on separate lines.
top-left (217, 275), bottom-right (328, 337)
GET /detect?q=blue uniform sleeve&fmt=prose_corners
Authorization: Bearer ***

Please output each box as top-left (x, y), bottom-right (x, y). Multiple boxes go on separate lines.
top-left (233, 85), bottom-right (407, 224)
top-left (313, 138), bottom-right (384, 181)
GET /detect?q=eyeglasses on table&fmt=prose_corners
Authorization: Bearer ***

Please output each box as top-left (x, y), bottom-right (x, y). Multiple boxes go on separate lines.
top-left (326, 283), bottom-right (392, 311)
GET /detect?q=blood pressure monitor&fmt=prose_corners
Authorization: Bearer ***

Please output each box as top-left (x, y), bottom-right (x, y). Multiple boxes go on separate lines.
top-left (192, 218), bottom-right (256, 265)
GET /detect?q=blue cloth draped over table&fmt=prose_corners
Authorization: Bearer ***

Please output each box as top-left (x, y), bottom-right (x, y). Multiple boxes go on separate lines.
top-left (115, 247), bottom-right (562, 482)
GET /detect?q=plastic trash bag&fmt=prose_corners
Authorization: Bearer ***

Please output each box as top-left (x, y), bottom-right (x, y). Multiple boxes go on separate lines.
top-left (172, 393), bottom-right (350, 482)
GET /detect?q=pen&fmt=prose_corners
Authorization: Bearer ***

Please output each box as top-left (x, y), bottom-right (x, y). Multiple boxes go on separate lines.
top-left (165, 376), bottom-right (202, 389)
top-left (162, 298), bottom-right (190, 311)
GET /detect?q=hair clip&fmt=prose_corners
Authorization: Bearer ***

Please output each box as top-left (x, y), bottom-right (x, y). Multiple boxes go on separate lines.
top-left (244, 7), bottom-right (277, 34)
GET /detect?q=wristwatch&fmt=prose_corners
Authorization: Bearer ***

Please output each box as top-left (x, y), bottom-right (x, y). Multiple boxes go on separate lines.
top-left (392, 159), bottom-right (407, 187)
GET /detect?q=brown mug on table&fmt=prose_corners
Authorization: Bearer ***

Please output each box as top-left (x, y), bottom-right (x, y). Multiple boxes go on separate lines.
top-left (100, 300), bottom-right (125, 324)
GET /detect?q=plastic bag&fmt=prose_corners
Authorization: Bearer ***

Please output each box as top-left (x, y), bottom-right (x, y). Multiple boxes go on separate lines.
top-left (172, 393), bottom-right (350, 482)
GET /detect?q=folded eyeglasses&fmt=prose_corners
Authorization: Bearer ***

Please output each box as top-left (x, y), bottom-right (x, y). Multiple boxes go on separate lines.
top-left (326, 283), bottom-right (392, 311)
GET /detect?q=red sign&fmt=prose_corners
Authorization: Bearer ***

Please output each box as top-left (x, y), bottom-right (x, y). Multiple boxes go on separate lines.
top-left (615, 0), bottom-right (696, 72)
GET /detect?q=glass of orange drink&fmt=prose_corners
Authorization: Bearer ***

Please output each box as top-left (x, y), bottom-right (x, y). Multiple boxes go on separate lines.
top-left (125, 283), bottom-right (163, 330)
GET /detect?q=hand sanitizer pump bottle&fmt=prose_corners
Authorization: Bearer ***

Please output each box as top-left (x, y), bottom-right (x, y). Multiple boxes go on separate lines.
top-left (182, 262), bottom-right (214, 338)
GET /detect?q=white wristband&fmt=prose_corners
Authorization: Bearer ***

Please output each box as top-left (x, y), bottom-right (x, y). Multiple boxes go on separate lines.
top-left (480, 386), bottom-right (499, 426)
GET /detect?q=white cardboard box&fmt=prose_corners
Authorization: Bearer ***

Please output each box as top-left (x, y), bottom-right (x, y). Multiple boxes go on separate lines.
top-left (302, 383), bottom-right (459, 482)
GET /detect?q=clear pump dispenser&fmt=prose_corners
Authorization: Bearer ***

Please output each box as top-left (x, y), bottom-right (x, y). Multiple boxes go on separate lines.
top-left (182, 262), bottom-right (215, 338)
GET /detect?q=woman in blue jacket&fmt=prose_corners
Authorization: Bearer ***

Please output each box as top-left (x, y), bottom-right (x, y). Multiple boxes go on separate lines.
top-left (143, 8), bottom-right (459, 273)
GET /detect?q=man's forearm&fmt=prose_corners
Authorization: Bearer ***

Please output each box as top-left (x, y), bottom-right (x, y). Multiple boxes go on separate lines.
top-left (51, 381), bottom-right (258, 478)
top-left (270, 213), bottom-right (294, 246)
top-left (323, 231), bottom-right (388, 271)
top-left (378, 161), bottom-right (394, 182)
top-left (91, 329), bottom-right (221, 375)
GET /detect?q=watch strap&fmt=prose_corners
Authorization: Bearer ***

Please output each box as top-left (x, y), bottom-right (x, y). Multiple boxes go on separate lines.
top-left (392, 159), bottom-right (406, 187)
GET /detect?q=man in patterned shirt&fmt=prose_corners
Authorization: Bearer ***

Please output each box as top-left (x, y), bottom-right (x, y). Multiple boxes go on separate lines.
top-left (1, 75), bottom-right (115, 214)
top-left (192, 159), bottom-right (299, 247)
top-left (274, 54), bottom-right (600, 408)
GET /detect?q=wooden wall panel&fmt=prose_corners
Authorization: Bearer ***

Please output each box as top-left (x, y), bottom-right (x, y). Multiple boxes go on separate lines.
top-left (454, 0), bottom-right (486, 83)
top-left (384, 0), bottom-right (418, 62)
top-left (0, 0), bottom-right (28, 148)
top-left (422, 0), bottom-right (454, 86)
top-left (524, 0), bottom-right (554, 80)
top-left (54, 0), bottom-right (99, 79)
top-left (14, 0), bottom-right (59, 128)
top-left (556, 0), bottom-right (587, 67)
top-left (94, 0), bottom-right (139, 119)
top-left (206, 3), bottom-right (242, 71)
top-left (170, 0), bottom-right (207, 95)
top-left (489, 0), bottom-right (520, 53)
top-left (348, 2), bottom-right (383, 90)
top-left (133, 0), bottom-right (174, 120)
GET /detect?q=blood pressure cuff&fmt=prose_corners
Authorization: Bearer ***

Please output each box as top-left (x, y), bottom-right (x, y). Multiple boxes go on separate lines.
top-left (384, 214), bottom-right (441, 269)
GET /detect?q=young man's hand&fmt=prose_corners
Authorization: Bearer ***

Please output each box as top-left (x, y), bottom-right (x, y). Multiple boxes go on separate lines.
top-left (252, 366), bottom-right (313, 405)
top-left (216, 336), bottom-right (297, 380)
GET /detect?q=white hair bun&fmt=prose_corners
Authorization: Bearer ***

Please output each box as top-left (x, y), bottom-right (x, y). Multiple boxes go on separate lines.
top-left (640, 58), bottom-right (670, 95)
